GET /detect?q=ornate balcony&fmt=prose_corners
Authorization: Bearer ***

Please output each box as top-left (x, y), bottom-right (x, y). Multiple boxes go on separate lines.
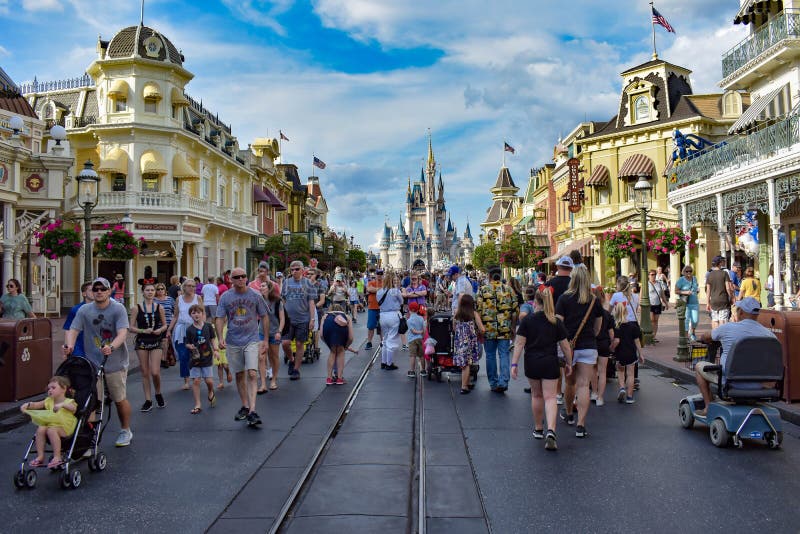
top-left (722, 9), bottom-right (800, 79)
top-left (669, 112), bottom-right (800, 191)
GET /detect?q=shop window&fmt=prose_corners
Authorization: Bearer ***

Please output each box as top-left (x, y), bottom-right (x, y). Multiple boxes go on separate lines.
top-left (634, 96), bottom-right (649, 121)
top-left (142, 173), bottom-right (160, 192)
top-left (112, 173), bottom-right (126, 192)
top-left (114, 97), bottom-right (127, 112)
top-left (598, 187), bottom-right (610, 205)
top-left (144, 99), bottom-right (157, 113)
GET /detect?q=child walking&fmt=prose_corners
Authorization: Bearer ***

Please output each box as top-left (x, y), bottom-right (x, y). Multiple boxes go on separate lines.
top-left (452, 294), bottom-right (485, 395)
top-left (406, 302), bottom-right (426, 377)
top-left (321, 303), bottom-right (353, 385)
top-left (611, 302), bottom-right (644, 404)
top-left (184, 305), bottom-right (220, 414)
top-left (21, 376), bottom-right (78, 468)
top-left (348, 281), bottom-right (360, 322)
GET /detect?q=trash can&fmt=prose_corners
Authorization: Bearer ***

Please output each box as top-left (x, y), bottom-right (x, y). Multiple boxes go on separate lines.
top-left (757, 309), bottom-right (800, 402)
top-left (0, 318), bottom-right (53, 402)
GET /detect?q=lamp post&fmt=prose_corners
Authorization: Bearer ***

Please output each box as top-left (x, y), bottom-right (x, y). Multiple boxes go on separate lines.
top-left (633, 174), bottom-right (653, 345)
top-left (121, 213), bottom-right (134, 308)
top-left (282, 227), bottom-right (291, 270)
top-left (77, 160), bottom-right (100, 282)
top-left (519, 229), bottom-right (527, 281)
top-left (327, 244), bottom-right (334, 271)
top-left (345, 249), bottom-right (350, 275)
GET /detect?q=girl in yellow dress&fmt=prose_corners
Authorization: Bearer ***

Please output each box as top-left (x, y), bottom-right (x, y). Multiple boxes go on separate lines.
top-left (21, 376), bottom-right (78, 468)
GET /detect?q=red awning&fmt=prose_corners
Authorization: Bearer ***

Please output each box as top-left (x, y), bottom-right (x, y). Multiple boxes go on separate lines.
top-left (618, 153), bottom-right (655, 179)
top-left (586, 165), bottom-right (609, 186)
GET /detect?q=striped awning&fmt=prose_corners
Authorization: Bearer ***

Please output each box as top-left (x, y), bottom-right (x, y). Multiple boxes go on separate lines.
top-left (140, 150), bottom-right (167, 175)
top-left (172, 154), bottom-right (198, 180)
top-left (516, 215), bottom-right (534, 227)
top-left (734, 0), bottom-right (780, 24)
top-left (528, 235), bottom-right (550, 248)
top-left (728, 84), bottom-right (791, 134)
top-left (618, 153), bottom-right (654, 179)
top-left (543, 236), bottom-right (594, 263)
top-left (586, 164), bottom-right (609, 186)
top-left (98, 147), bottom-right (129, 174)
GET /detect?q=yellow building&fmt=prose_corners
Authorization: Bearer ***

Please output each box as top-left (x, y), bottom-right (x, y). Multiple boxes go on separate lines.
top-left (481, 166), bottom-right (520, 242)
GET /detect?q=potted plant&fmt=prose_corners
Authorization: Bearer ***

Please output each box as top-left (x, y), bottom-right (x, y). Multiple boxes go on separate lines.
top-left (94, 224), bottom-right (146, 260)
top-left (34, 220), bottom-right (82, 260)
top-left (647, 223), bottom-right (694, 254)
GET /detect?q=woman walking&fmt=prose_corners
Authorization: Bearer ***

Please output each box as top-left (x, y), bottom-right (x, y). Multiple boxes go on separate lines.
top-left (154, 283), bottom-right (175, 367)
top-left (377, 271), bottom-right (404, 370)
top-left (322, 303), bottom-right (353, 385)
top-left (555, 266), bottom-right (603, 438)
top-left (646, 270), bottom-right (669, 343)
top-left (511, 287), bottom-right (571, 450)
top-left (0, 278), bottom-right (35, 319)
top-left (738, 266), bottom-right (761, 303)
top-left (130, 283), bottom-right (168, 411)
top-left (167, 279), bottom-right (202, 390)
top-left (674, 266), bottom-right (700, 341)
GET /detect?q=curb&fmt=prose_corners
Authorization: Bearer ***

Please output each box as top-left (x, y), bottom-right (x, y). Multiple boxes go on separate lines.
top-left (645, 357), bottom-right (800, 428)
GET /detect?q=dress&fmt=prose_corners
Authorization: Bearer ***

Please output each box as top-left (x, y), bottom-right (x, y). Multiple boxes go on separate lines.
top-left (134, 302), bottom-right (163, 350)
top-left (26, 397), bottom-right (78, 436)
top-left (322, 312), bottom-right (348, 349)
top-left (453, 319), bottom-right (481, 367)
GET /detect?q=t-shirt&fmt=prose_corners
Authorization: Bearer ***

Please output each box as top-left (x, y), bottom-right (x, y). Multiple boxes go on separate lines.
top-left (712, 319), bottom-right (776, 387)
top-left (451, 275), bottom-right (474, 311)
top-left (706, 269), bottom-right (732, 310)
top-left (215, 288), bottom-right (268, 346)
top-left (281, 277), bottom-right (317, 323)
top-left (167, 284), bottom-right (181, 300)
top-left (201, 283), bottom-right (219, 305)
top-left (217, 283), bottom-right (229, 298)
top-left (544, 275), bottom-right (571, 305)
top-left (613, 321), bottom-right (642, 362)
top-left (407, 313), bottom-right (425, 342)
top-left (517, 311), bottom-right (568, 361)
top-left (367, 280), bottom-right (381, 310)
top-left (70, 300), bottom-right (130, 373)
top-left (356, 279), bottom-right (365, 293)
top-left (675, 276), bottom-right (699, 305)
top-left (377, 288), bottom-right (403, 312)
top-left (405, 284), bottom-right (427, 306)
top-left (329, 282), bottom-right (348, 302)
top-left (555, 293), bottom-right (603, 350)
top-left (184, 322), bottom-right (216, 368)
top-left (610, 292), bottom-right (640, 323)
top-left (1, 293), bottom-right (32, 319)
top-left (348, 287), bottom-right (359, 302)
top-left (739, 278), bottom-right (761, 301)
top-left (597, 309), bottom-right (614, 355)
top-left (264, 299), bottom-right (282, 336)
top-left (64, 302), bottom-right (87, 357)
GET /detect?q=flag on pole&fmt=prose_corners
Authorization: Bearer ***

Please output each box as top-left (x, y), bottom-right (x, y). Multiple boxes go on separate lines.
top-left (651, 6), bottom-right (675, 33)
top-left (504, 142), bottom-right (515, 154)
top-left (280, 130), bottom-right (289, 141)
top-left (313, 156), bottom-right (327, 169)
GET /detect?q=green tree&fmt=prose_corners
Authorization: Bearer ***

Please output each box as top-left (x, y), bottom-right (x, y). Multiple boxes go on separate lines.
top-left (472, 242), bottom-right (499, 270)
top-left (347, 248), bottom-right (367, 271)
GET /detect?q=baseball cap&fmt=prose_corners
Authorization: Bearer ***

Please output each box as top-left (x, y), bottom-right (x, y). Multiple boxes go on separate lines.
top-left (555, 256), bottom-right (574, 269)
top-left (711, 255), bottom-right (724, 266)
top-left (275, 271), bottom-right (283, 278)
top-left (376, 269), bottom-right (385, 275)
top-left (448, 265), bottom-right (460, 276)
top-left (93, 277), bottom-right (111, 289)
top-left (735, 297), bottom-right (761, 314)
top-left (258, 261), bottom-right (269, 270)
top-left (334, 273), bottom-right (344, 282)
top-left (408, 302), bottom-right (420, 313)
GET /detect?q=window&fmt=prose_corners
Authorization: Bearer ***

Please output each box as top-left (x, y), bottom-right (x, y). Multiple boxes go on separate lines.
top-left (173, 178), bottom-right (179, 194)
top-left (219, 251), bottom-right (226, 275)
top-left (233, 188), bottom-right (240, 212)
top-left (723, 92), bottom-right (742, 117)
top-left (634, 96), bottom-right (649, 121)
top-left (142, 173), bottom-right (159, 192)
top-left (112, 173), bottom-right (126, 192)
top-left (172, 106), bottom-right (179, 119)
top-left (218, 184), bottom-right (226, 206)
top-left (201, 174), bottom-right (210, 199)
top-left (114, 97), bottom-right (127, 112)
top-left (598, 187), bottom-right (610, 205)
top-left (144, 100), bottom-right (157, 113)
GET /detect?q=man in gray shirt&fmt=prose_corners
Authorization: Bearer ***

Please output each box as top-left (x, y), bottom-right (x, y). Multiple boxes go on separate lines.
top-left (216, 267), bottom-right (269, 427)
top-left (64, 277), bottom-right (132, 447)
top-left (281, 260), bottom-right (316, 380)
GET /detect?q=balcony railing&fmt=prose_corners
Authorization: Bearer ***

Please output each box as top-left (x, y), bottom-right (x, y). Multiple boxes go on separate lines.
top-left (70, 191), bottom-right (257, 232)
top-left (722, 9), bottom-right (800, 79)
top-left (670, 112), bottom-right (800, 191)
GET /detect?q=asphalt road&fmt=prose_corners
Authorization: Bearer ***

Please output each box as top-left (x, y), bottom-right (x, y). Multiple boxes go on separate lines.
top-left (2, 318), bottom-right (800, 533)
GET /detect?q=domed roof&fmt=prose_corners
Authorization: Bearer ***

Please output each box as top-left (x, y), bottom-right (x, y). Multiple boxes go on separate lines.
top-left (106, 25), bottom-right (184, 66)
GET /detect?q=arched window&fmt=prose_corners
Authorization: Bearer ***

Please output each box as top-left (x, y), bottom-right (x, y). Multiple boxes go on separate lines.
top-left (634, 96), bottom-right (650, 121)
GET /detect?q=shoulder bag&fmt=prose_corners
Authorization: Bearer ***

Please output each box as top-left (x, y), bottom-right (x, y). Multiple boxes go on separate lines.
top-left (570, 295), bottom-right (597, 350)
top-left (375, 289), bottom-right (389, 335)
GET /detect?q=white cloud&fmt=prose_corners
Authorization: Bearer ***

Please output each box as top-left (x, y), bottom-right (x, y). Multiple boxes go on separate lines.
top-left (220, 0), bottom-right (292, 36)
top-left (22, 0), bottom-right (62, 11)
top-left (0, 45), bottom-right (9, 57)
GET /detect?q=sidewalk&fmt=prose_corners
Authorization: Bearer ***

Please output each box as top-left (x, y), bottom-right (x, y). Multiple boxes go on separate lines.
top-left (643, 306), bottom-right (800, 426)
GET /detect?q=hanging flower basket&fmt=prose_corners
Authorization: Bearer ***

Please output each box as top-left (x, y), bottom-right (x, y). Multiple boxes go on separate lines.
top-left (528, 248), bottom-right (546, 267)
top-left (499, 249), bottom-right (520, 268)
top-left (602, 225), bottom-right (638, 260)
top-left (647, 223), bottom-right (694, 254)
top-left (94, 225), bottom-right (146, 260)
top-left (34, 220), bottom-right (82, 260)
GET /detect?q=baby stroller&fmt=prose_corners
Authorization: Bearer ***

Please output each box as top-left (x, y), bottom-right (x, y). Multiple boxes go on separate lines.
top-left (303, 327), bottom-right (321, 364)
top-left (427, 311), bottom-right (479, 385)
top-left (14, 356), bottom-right (109, 490)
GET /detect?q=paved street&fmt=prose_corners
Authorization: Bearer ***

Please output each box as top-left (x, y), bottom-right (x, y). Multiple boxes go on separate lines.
top-left (2, 313), bottom-right (800, 533)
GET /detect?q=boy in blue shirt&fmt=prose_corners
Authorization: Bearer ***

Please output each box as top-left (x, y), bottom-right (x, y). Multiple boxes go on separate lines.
top-left (406, 302), bottom-right (426, 377)
top-left (63, 282), bottom-right (93, 358)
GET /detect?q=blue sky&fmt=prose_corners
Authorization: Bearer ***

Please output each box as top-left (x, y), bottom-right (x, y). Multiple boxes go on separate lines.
top-left (0, 0), bottom-right (746, 251)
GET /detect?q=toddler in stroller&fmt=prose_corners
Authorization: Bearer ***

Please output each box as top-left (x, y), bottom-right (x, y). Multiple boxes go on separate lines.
top-left (21, 376), bottom-right (77, 469)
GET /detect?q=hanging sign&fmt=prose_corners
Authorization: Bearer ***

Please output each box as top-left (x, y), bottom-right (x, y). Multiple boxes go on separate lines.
top-left (566, 158), bottom-right (585, 213)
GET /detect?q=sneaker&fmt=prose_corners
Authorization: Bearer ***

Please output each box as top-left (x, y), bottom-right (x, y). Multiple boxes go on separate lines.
top-left (386, 363), bottom-right (398, 370)
top-left (556, 393), bottom-right (564, 405)
top-left (365, 342), bottom-right (373, 350)
top-left (617, 388), bottom-right (626, 403)
top-left (402, 344), bottom-right (409, 350)
top-left (634, 378), bottom-right (640, 391)
top-left (596, 397), bottom-right (605, 407)
top-left (575, 425), bottom-right (587, 438)
top-left (690, 333), bottom-right (697, 342)
top-left (247, 412), bottom-right (262, 427)
top-left (288, 360), bottom-right (295, 376)
top-left (326, 377), bottom-right (334, 385)
top-left (590, 392), bottom-right (598, 403)
top-left (290, 370), bottom-right (300, 381)
top-left (115, 429), bottom-right (133, 447)
top-left (336, 378), bottom-right (345, 385)
top-left (407, 370), bottom-right (416, 378)
top-left (234, 406), bottom-right (249, 421)
top-left (532, 428), bottom-right (544, 439)
top-left (625, 397), bottom-right (636, 404)
top-left (545, 430), bottom-right (558, 450)
top-left (419, 369), bottom-right (428, 377)
top-left (381, 363), bottom-right (387, 369)
top-left (559, 409), bottom-right (575, 426)
top-left (140, 400), bottom-right (153, 412)
top-left (155, 394), bottom-right (166, 408)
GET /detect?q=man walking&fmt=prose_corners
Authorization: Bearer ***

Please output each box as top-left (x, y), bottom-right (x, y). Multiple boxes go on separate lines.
top-left (280, 260), bottom-right (317, 379)
top-left (449, 265), bottom-right (473, 312)
top-left (477, 266), bottom-right (516, 392)
top-left (365, 269), bottom-right (384, 350)
top-left (63, 277), bottom-right (132, 447)
top-left (215, 267), bottom-right (269, 427)
top-left (705, 255), bottom-right (734, 329)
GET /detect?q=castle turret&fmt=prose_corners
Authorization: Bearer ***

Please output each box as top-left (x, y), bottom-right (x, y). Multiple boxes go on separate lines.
top-left (380, 223), bottom-right (391, 268)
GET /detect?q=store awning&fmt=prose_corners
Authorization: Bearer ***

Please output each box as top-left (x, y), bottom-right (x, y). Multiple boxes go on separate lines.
top-left (543, 236), bottom-right (594, 263)
top-left (140, 150), bottom-right (167, 175)
top-left (97, 147), bottom-right (129, 174)
top-left (528, 235), bottom-right (550, 248)
top-left (586, 164), bottom-right (609, 186)
top-left (734, 0), bottom-right (780, 24)
top-left (108, 79), bottom-right (129, 98)
top-left (264, 188), bottom-right (287, 210)
top-left (728, 84), bottom-right (791, 134)
top-left (143, 82), bottom-right (162, 100)
top-left (171, 87), bottom-right (189, 106)
top-left (172, 154), bottom-right (198, 180)
top-left (516, 215), bottom-right (534, 227)
top-left (618, 153), bottom-right (655, 179)
top-left (253, 185), bottom-right (271, 203)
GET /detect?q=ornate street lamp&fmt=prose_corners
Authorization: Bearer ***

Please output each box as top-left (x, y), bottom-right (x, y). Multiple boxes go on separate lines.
top-left (519, 229), bottom-right (527, 280)
top-left (121, 213), bottom-right (133, 307)
top-left (633, 174), bottom-right (653, 345)
top-left (282, 227), bottom-right (291, 270)
top-left (327, 244), bottom-right (334, 270)
top-left (77, 160), bottom-right (99, 282)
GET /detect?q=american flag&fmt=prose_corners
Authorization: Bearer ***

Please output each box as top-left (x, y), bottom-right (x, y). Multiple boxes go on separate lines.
top-left (313, 156), bottom-right (327, 169)
top-left (504, 142), bottom-right (515, 154)
top-left (280, 130), bottom-right (289, 141)
top-left (652, 6), bottom-right (675, 33)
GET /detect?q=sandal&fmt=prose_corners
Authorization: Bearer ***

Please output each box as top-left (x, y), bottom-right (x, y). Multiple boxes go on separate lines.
top-left (29, 458), bottom-right (45, 467)
top-left (181, 383), bottom-right (190, 391)
top-left (257, 388), bottom-right (268, 395)
top-left (208, 393), bottom-right (217, 408)
top-left (191, 407), bottom-right (202, 414)
top-left (47, 458), bottom-right (63, 469)
top-left (269, 383), bottom-right (278, 390)
top-left (217, 383), bottom-right (225, 390)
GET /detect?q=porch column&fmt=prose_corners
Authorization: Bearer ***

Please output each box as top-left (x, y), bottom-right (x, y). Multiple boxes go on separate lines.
top-left (13, 250), bottom-right (22, 282)
top-left (715, 193), bottom-right (727, 257)
top-left (680, 204), bottom-right (690, 271)
top-left (767, 178), bottom-right (783, 307)
top-left (785, 223), bottom-right (793, 299)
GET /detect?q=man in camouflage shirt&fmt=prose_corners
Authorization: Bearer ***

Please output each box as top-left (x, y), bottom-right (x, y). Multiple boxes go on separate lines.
top-left (477, 267), bottom-right (516, 393)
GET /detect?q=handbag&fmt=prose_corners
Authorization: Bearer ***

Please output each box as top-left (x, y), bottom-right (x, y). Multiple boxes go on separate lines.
top-left (165, 342), bottom-right (177, 367)
top-left (398, 313), bottom-right (408, 334)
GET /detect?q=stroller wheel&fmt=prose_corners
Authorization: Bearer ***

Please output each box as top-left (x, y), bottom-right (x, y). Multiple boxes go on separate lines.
top-left (70, 469), bottom-right (82, 489)
top-left (88, 457), bottom-right (97, 472)
top-left (95, 452), bottom-right (107, 472)
top-left (13, 471), bottom-right (25, 489)
top-left (436, 370), bottom-right (443, 383)
top-left (24, 469), bottom-right (37, 489)
top-left (60, 471), bottom-right (72, 489)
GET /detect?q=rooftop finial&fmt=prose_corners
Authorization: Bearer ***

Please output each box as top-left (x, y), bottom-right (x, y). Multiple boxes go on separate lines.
top-left (140, 0), bottom-right (145, 25)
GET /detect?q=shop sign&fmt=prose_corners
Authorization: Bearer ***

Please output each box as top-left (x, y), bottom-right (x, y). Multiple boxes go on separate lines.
top-left (135, 223), bottom-right (177, 231)
top-left (566, 158), bottom-right (585, 213)
top-left (183, 224), bottom-right (201, 234)
top-left (533, 208), bottom-right (547, 220)
top-left (25, 173), bottom-right (44, 193)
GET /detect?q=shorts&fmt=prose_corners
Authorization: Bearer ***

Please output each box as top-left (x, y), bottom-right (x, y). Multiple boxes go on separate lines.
top-left (99, 368), bottom-right (128, 403)
top-left (597, 340), bottom-right (612, 358)
top-left (268, 334), bottom-right (281, 346)
top-left (524, 355), bottom-right (560, 380)
top-left (213, 351), bottom-right (228, 366)
top-left (711, 308), bottom-right (731, 322)
top-left (189, 365), bottom-right (214, 378)
top-left (226, 342), bottom-right (260, 373)
top-left (409, 338), bottom-right (423, 359)
top-left (205, 305), bottom-right (217, 318)
top-left (695, 360), bottom-right (719, 384)
top-left (573, 348), bottom-right (598, 366)
top-left (650, 304), bottom-right (663, 315)
top-left (367, 309), bottom-right (379, 330)
top-left (286, 322), bottom-right (309, 343)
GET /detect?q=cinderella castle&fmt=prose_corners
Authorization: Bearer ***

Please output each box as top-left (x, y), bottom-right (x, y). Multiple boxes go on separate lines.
top-left (380, 135), bottom-right (474, 270)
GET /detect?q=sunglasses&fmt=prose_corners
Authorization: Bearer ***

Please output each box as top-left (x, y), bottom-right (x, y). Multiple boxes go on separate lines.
top-left (92, 287), bottom-right (109, 292)
top-left (291, 268), bottom-right (301, 272)
top-left (5, 284), bottom-right (15, 289)
top-left (231, 274), bottom-right (247, 280)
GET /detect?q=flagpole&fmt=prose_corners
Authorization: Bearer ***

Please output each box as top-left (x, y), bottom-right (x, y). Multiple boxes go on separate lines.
top-left (502, 140), bottom-right (506, 168)
top-left (650, 1), bottom-right (658, 60)
top-left (278, 131), bottom-right (282, 164)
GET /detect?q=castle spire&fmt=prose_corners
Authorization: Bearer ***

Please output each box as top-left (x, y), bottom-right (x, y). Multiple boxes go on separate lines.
top-left (427, 128), bottom-right (435, 170)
